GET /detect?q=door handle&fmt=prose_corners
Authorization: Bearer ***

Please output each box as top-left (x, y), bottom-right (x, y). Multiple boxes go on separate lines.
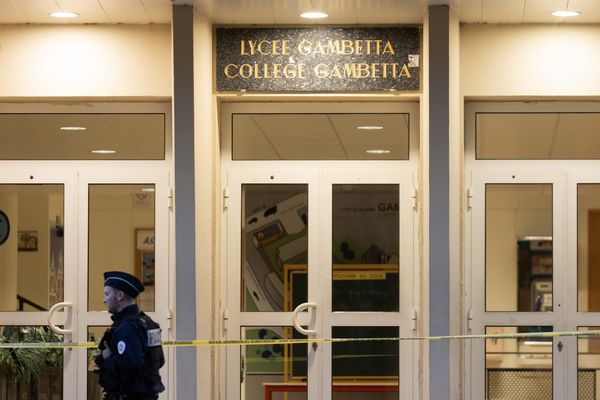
top-left (292, 302), bottom-right (316, 336)
top-left (47, 301), bottom-right (73, 335)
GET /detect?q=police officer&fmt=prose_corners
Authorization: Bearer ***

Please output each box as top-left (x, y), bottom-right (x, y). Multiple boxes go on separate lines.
top-left (95, 271), bottom-right (165, 400)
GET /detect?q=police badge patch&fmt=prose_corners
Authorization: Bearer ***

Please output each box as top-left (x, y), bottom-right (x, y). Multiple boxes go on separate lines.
top-left (147, 328), bottom-right (162, 347)
top-left (118, 341), bottom-right (126, 354)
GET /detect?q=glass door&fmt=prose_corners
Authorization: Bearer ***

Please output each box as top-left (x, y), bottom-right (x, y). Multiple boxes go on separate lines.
top-left (468, 170), bottom-right (567, 399)
top-left (0, 169), bottom-right (77, 400)
top-left (225, 168), bottom-right (416, 400)
top-left (76, 170), bottom-right (171, 400)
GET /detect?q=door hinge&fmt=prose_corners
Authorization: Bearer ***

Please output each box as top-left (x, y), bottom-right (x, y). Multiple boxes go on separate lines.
top-left (412, 188), bottom-right (418, 211)
top-left (466, 307), bottom-right (473, 332)
top-left (467, 187), bottom-right (473, 210)
top-left (222, 187), bottom-right (230, 211)
top-left (240, 355), bottom-right (245, 383)
top-left (222, 308), bottom-right (229, 334)
top-left (411, 308), bottom-right (418, 331)
top-left (166, 308), bottom-right (174, 331)
top-left (168, 188), bottom-right (174, 210)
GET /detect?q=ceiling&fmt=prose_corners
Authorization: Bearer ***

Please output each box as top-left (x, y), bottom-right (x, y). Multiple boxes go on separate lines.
top-left (0, 114), bottom-right (165, 160)
top-left (0, 0), bottom-right (599, 25)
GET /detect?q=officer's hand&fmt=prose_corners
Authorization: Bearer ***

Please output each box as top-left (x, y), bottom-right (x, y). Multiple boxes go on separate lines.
top-left (101, 342), bottom-right (112, 359)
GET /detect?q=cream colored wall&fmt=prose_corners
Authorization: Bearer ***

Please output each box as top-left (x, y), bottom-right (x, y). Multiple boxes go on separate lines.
top-left (0, 24), bottom-right (171, 98)
top-left (461, 25), bottom-right (600, 96)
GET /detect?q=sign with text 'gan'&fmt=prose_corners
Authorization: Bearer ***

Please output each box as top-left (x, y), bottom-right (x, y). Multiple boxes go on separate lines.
top-left (216, 27), bottom-right (420, 92)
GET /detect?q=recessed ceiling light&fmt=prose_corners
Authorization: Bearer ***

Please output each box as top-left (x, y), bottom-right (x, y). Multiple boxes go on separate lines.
top-left (357, 125), bottom-right (384, 131)
top-left (60, 126), bottom-right (86, 131)
top-left (142, 188), bottom-right (156, 192)
top-left (300, 11), bottom-right (328, 19)
top-left (552, 10), bottom-right (580, 17)
top-left (50, 11), bottom-right (79, 18)
top-left (91, 149), bottom-right (116, 154)
top-left (366, 149), bottom-right (391, 154)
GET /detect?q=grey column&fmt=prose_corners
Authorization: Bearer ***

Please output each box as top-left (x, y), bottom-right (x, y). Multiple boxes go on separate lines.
top-left (172, 5), bottom-right (197, 399)
top-left (429, 5), bottom-right (450, 400)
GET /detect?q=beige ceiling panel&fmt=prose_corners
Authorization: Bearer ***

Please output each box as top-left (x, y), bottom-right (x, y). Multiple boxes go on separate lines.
top-left (311, 0), bottom-right (358, 24)
top-left (269, 0), bottom-right (313, 24)
top-left (551, 114), bottom-right (600, 159)
top-left (330, 114), bottom-right (410, 159)
top-left (99, 0), bottom-right (150, 24)
top-left (141, 0), bottom-right (172, 23)
top-left (476, 113), bottom-right (557, 159)
top-left (456, 0), bottom-right (482, 22)
top-left (226, 0), bottom-right (277, 24)
top-left (568, 0), bottom-right (600, 23)
top-left (0, 117), bottom-right (73, 159)
top-left (0, 1), bottom-right (27, 23)
top-left (481, 0), bottom-right (525, 23)
top-left (57, 0), bottom-right (111, 24)
top-left (232, 115), bottom-right (279, 160)
top-left (354, 0), bottom-right (423, 24)
top-left (254, 114), bottom-right (346, 159)
top-left (193, 0), bottom-right (233, 23)
top-left (523, 0), bottom-right (567, 23)
top-left (96, 114), bottom-right (165, 159)
top-left (14, 0), bottom-right (62, 24)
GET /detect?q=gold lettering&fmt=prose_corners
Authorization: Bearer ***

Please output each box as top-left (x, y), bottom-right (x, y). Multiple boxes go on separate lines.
top-left (399, 63), bottom-right (411, 78)
top-left (247, 40), bottom-right (258, 55)
top-left (383, 41), bottom-right (395, 55)
top-left (281, 40), bottom-right (290, 55)
top-left (364, 39), bottom-right (373, 55)
top-left (375, 40), bottom-right (382, 54)
top-left (272, 63), bottom-right (282, 79)
top-left (297, 64), bottom-right (306, 78)
top-left (391, 63), bottom-right (398, 77)
top-left (354, 40), bottom-right (363, 55)
top-left (314, 63), bottom-right (329, 78)
top-left (282, 64), bottom-right (296, 78)
top-left (342, 40), bottom-right (353, 55)
top-left (240, 41), bottom-right (248, 55)
top-left (224, 64), bottom-right (238, 78)
top-left (257, 40), bottom-right (270, 55)
top-left (327, 40), bottom-right (341, 55)
top-left (344, 63), bottom-right (357, 78)
top-left (381, 63), bottom-right (390, 78)
top-left (371, 63), bottom-right (380, 77)
top-left (298, 39), bottom-right (312, 55)
top-left (314, 41), bottom-right (327, 55)
top-left (330, 64), bottom-right (343, 78)
top-left (357, 63), bottom-right (370, 78)
top-left (239, 64), bottom-right (253, 79)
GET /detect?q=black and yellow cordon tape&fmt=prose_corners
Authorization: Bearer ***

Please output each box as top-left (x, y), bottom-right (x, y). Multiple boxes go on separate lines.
top-left (1, 330), bottom-right (600, 349)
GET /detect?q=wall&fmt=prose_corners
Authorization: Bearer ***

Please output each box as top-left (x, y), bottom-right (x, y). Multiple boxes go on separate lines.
top-left (0, 194), bottom-right (17, 310)
top-left (461, 24), bottom-right (600, 97)
top-left (0, 24), bottom-right (172, 98)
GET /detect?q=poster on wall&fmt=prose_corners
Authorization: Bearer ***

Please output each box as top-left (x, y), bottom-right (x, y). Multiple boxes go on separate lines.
top-left (136, 229), bottom-right (155, 310)
top-left (216, 27), bottom-right (421, 92)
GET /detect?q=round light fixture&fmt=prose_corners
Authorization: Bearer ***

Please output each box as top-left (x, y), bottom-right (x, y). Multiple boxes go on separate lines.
top-left (552, 10), bottom-right (580, 17)
top-left (50, 11), bottom-right (79, 18)
top-left (91, 150), bottom-right (116, 154)
top-left (366, 149), bottom-right (391, 154)
top-left (300, 11), bottom-right (328, 19)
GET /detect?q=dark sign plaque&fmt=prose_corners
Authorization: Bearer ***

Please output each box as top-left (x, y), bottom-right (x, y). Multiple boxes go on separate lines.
top-left (216, 27), bottom-right (420, 92)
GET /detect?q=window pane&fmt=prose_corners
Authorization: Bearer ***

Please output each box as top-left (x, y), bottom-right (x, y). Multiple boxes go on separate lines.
top-left (332, 326), bottom-right (399, 400)
top-left (578, 327), bottom-right (600, 399)
top-left (332, 184), bottom-right (399, 312)
top-left (486, 184), bottom-right (553, 312)
top-left (242, 185), bottom-right (308, 312)
top-left (88, 184), bottom-right (155, 312)
top-left (578, 185), bottom-right (600, 312)
top-left (0, 114), bottom-right (165, 160)
top-left (233, 114), bottom-right (409, 160)
top-left (242, 326), bottom-right (306, 400)
top-left (486, 326), bottom-right (553, 399)
top-left (477, 113), bottom-right (600, 159)
top-left (0, 184), bottom-right (64, 311)
top-left (0, 325), bottom-right (63, 398)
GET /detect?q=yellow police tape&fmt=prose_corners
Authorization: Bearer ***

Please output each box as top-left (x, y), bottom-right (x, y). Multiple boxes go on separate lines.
top-left (1, 330), bottom-right (600, 349)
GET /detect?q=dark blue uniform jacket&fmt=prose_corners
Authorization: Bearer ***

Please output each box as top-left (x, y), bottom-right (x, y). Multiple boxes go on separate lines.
top-left (95, 304), bottom-right (161, 399)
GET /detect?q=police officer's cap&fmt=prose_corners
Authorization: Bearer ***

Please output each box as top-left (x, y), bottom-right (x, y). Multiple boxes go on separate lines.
top-left (104, 271), bottom-right (144, 298)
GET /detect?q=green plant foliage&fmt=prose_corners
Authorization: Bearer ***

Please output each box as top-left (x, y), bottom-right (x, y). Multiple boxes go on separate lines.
top-left (0, 326), bottom-right (63, 386)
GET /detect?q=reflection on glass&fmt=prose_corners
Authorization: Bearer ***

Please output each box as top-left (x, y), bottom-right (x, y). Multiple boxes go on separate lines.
top-left (241, 326), bottom-right (306, 400)
top-left (578, 327), bottom-right (600, 399)
top-left (233, 113), bottom-right (409, 160)
top-left (88, 184), bottom-right (155, 312)
top-left (578, 185), bottom-right (600, 312)
top-left (486, 184), bottom-right (553, 312)
top-left (485, 326), bottom-right (553, 399)
top-left (0, 325), bottom-right (63, 398)
top-left (88, 326), bottom-right (108, 400)
top-left (332, 327), bottom-right (398, 400)
top-left (476, 113), bottom-right (600, 160)
top-left (332, 185), bottom-right (399, 312)
top-left (0, 185), bottom-right (64, 312)
top-left (242, 185), bottom-right (308, 312)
